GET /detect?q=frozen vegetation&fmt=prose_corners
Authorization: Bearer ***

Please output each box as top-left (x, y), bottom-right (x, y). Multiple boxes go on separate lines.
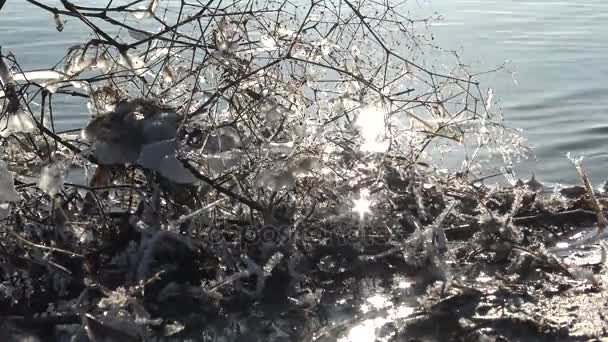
top-left (0, 0), bottom-right (607, 341)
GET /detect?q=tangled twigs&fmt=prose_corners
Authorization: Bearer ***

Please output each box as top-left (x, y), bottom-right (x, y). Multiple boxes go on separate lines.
top-left (178, 157), bottom-right (265, 212)
top-left (574, 158), bottom-right (607, 231)
top-left (0, 0), bottom-right (558, 340)
top-left (10, 231), bottom-right (83, 258)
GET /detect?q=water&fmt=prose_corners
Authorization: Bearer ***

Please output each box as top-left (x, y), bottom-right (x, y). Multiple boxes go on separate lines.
top-left (1, 1), bottom-right (98, 131)
top-left (1, 1), bottom-right (608, 184)
top-left (419, 0), bottom-right (608, 184)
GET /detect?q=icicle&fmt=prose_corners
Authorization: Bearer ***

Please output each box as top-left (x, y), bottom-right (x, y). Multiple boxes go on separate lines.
top-left (54, 13), bottom-right (64, 32)
top-left (431, 201), bottom-right (455, 254)
top-left (12, 69), bottom-right (66, 81)
top-left (169, 198), bottom-right (225, 229)
top-left (41, 81), bottom-right (61, 93)
top-left (0, 51), bottom-right (13, 86)
top-left (161, 64), bottom-right (175, 84)
top-left (485, 88), bottom-right (494, 111)
top-left (500, 166), bottom-right (517, 187)
top-left (63, 46), bottom-right (84, 75)
top-left (64, 49), bottom-right (97, 76)
top-left (69, 80), bottom-right (90, 92)
top-left (132, 10), bottom-right (149, 19)
top-left (132, 0), bottom-right (159, 19)
top-left (93, 54), bottom-right (111, 73)
top-left (0, 111), bottom-right (37, 137)
top-left (148, 0), bottom-right (160, 14)
top-left (117, 51), bottom-right (149, 76)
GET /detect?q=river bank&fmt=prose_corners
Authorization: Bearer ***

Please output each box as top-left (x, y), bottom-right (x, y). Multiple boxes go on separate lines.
top-left (2, 168), bottom-right (608, 341)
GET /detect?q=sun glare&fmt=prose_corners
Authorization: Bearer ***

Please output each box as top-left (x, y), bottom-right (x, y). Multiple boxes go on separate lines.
top-left (338, 292), bottom-right (416, 342)
top-left (353, 188), bottom-right (372, 220)
top-left (356, 105), bottom-right (389, 152)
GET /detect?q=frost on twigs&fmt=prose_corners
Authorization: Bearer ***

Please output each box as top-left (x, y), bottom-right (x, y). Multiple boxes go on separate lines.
top-left (38, 163), bottom-right (66, 196)
top-left (53, 13), bottom-right (64, 32)
top-left (0, 51), bottom-right (13, 86)
top-left (0, 111), bottom-right (36, 137)
top-left (6, 1), bottom-right (600, 341)
top-left (132, 0), bottom-right (160, 19)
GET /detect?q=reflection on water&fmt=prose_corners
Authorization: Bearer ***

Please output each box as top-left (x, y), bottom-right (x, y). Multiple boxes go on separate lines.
top-left (314, 276), bottom-right (418, 342)
top-left (417, 0), bottom-right (608, 184)
top-left (339, 292), bottom-right (415, 342)
top-left (550, 225), bottom-right (608, 259)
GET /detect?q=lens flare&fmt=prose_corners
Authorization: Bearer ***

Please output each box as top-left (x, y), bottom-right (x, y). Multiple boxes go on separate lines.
top-left (353, 188), bottom-right (372, 220)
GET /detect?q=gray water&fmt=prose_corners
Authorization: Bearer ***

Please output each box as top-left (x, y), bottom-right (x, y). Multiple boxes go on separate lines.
top-left (423, 0), bottom-right (608, 185)
top-left (1, 1), bottom-right (607, 184)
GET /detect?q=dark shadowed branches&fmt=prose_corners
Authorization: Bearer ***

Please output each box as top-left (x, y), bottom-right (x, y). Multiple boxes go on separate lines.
top-left (0, 1), bottom-right (559, 341)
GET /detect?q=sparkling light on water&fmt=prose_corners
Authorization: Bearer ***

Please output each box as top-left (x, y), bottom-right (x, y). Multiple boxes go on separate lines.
top-left (338, 292), bottom-right (415, 342)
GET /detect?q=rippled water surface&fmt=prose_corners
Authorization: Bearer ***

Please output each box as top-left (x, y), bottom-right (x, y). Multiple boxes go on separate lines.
top-left (1, 1), bottom-right (607, 183)
top-left (417, 0), bottom-right (608, 184)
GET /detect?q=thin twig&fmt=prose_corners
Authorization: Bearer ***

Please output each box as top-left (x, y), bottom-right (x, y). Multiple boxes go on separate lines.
top-left (11, 231), bottom-right (83, 258)
top-left (574, 159), bottom-right (607, 231)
